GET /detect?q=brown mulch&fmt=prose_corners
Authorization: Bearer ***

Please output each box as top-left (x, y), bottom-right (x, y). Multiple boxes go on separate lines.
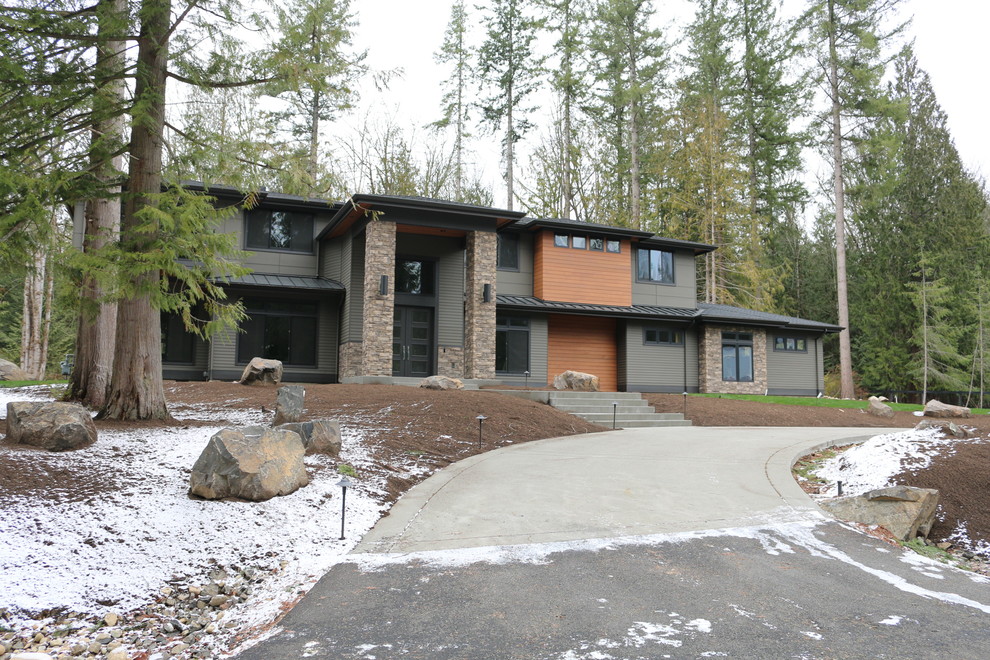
top-left (2, 382), bottom-right (989, 555)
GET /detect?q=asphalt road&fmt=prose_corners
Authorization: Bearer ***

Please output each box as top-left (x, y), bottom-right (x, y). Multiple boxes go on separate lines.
top-left (235, 426), bottom-right (990, 659)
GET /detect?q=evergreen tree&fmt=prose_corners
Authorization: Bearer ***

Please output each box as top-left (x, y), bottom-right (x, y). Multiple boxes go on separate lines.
top-left (477, 0), bottom-right (545, 210)
top-left (433, 0), bottom-right (473, 201)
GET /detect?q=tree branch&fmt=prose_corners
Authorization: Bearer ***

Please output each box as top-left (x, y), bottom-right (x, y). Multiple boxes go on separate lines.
top-left (166, 70), bottom-right (279, 89)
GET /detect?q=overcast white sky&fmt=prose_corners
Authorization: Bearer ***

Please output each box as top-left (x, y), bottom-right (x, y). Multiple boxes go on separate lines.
top-left (344, 0), bottom-right (988, 210)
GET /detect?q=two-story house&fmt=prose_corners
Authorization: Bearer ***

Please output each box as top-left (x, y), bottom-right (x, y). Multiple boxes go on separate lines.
top-left (141, 185), bottom-right (838, 395)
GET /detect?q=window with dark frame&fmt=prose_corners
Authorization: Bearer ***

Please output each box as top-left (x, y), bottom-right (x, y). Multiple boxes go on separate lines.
top-left (721, 332), bottom-right (753, 382)
top-left (589, 237), bottom-right (604, 251)
top-left (637, 248), bottom-right (674, 284)
top-left (572, 235), bottom-right (587, 249)
top-left (497, 234), bottom-right (520, 270)
top-left (245, 210), bottom-right (314, 252)
top-left (643, 327), bottom-right (684, 346)
top-left (495, 315), bottom-right (530, 374)
top-left (395, 259), bottom-right (436, 295)
top-left (774, 336), bottom-right (807, 352)
top-left (554, 233), bottom-right (569, 247)
top-left (606, 239), bottom-right (620, 253)
top-left (237, 299), bottom-right (318, 367)
top-left (161, 313), bottom-right (196, 364)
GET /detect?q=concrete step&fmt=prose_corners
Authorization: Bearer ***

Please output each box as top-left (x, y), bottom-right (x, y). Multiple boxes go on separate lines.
top-left (578, 412), bottom-right (685, 423)
top-left (549, 391), bottom-right (644, 401)
top-left (610, 419), bottom-right (693, 428)
top-left (551, 404), bottom-right (655, 414)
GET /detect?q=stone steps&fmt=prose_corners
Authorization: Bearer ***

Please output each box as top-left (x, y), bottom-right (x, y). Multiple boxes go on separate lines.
top-left (547, 391), bottom-right (692, 428)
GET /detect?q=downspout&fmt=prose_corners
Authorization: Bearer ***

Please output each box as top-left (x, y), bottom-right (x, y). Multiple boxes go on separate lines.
top-left (683, 325), bottom-right (688, 393)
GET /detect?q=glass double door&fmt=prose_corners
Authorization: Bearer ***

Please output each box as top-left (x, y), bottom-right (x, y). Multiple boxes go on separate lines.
top-left (392, 306), bottom-right (433, 377)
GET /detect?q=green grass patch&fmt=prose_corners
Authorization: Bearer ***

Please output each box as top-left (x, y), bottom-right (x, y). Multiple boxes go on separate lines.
top-left (693, 392), bottom-right (988, 415)
top-left (792, 447), bottom-right (840, 485)
top-left (0, 379), bottom-right (68, 388)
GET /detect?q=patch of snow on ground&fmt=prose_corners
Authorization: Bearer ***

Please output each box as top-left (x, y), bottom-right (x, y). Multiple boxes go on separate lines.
top-left (0, 385), bottom-right (61, 415)
top-left (814, 428), bottom-right (956, 497)
top-left (879, 615), bottom-right (904, 625)
top-left (0, 386), bottom-right (395, 656)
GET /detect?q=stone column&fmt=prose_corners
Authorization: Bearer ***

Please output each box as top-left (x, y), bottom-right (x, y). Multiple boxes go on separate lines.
top-left (360, 218), bottom-right (396, 377)
top-left (463, 231), bottom-right (497, 379)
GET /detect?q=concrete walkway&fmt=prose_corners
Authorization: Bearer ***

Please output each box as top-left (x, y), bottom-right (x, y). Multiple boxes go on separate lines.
top-left (356, 426), bottom-right (899, 554)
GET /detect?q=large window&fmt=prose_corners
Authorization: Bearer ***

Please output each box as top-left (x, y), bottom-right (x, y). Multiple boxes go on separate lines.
top-left (722, 332), bottom-right (753, 382)
top-left (245, 210), bottom-right (314, 252)
top-left (161, 313), bottom-right (195, 364)
top-left (237, 299), bottom-right (318, 366)
top-left (497, 234), bottom-right (519, 270)
top-left (496, 315), bottom-right (530, 374)
top-left (395, 259), bottom-right (436, 295)
top-left (637, 248), bottom-right (674, 284)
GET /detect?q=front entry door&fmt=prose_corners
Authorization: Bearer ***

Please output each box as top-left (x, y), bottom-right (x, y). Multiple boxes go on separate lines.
top-left (392, 306), bottom-right (433, 377)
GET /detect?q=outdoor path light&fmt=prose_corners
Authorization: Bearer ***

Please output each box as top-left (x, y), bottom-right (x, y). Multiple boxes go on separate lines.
top-left (337, 476), bottom-right (353, 540)
top-left (524, 370), bottom-right (530, 389)
top-left (476, 414), bottom-right (487, 448)
top-left (612, 401), bottom-right (618, 429)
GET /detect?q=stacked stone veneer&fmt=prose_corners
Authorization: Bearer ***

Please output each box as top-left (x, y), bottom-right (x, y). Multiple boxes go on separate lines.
top-left (337, 341), bottom-right (363, 379)
top-left (358, 217), bottom-right (396, 377)
top-left (698, 325), bottom-right (768, 394)
top-left (437, 345), bottom-right (464, 378)
top-left (463, 231), bottom-right (497, 379)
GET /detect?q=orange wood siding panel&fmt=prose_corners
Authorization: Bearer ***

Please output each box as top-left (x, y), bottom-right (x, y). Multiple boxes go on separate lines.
top-left (534, 231), bottom-right (632, 305)
top-left (547, 315), bottom-right (618, 392)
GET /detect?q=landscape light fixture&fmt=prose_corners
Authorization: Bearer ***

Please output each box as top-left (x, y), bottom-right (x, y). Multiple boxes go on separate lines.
top-left (337, 476), bottom-right (353, 540)
top-left (837, 480), bottom-right (843, 497)
top-left (524, 370), bottom-right (530, 389)
top-left (683, 391), bottom-right (688, 417)
top-left (476, 414), bottom-right (487, 448)
top-left (379, 275), bottom-right (388, 296)
top-left (612, 401), bottom-right (618, 429)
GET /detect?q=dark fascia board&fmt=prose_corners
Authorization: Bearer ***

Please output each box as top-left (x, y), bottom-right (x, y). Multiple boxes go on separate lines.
top-left (515, 217), bottom-right (654, 239)
top-left (496, 296), bottom-right (698, 323)
top-left (698, 312), bottom-right (842, 334)
top-left (180, 180), bottom-right (343, 214)
top-left (317, 194), bottom-right (526, 241)
top-left (637, 236), bottom-right (717, 255)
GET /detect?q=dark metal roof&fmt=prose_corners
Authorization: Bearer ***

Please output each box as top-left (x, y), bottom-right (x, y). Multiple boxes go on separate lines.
top-left (637, 236), bottom-right (717, 255)
top-left (496, 295), bottom-right (697, 320)
top-left (220, 273), bottom-right (344, 292)
top-left (512, 216), bottom-right (653, 239)
top-left (697, 303), bottom-right (842, 332)
top-left (180, 181), bottom-right (342, 213)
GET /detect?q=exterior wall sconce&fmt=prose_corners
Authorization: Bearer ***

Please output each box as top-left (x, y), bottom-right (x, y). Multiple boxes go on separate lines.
top-left (483, 283), bottom-right (492, 303)
top-left (379, 275), bottom-right (388, 296)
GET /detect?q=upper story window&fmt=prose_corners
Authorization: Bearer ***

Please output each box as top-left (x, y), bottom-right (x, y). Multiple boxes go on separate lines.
top-left (554, 233), bottom-right (569, 247)
top-left (572, 235), bottom-right (587, 249)
top-left (396, 258), bottom-right (436, 295)
top-left (637, 248), bottom-right (674, 284)
top-left (606, 239), bottom-right (620, 253)
top-left (497, 234), bottom-right (519, 270)
top-left (774, 336), bottom-right (807, 352)
top-left (246, 209), bottom-right (314, 253)
top-left (553, 232), bottom-right (620, 252)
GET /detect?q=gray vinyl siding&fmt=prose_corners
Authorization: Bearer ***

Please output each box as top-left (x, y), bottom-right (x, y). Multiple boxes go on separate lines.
top-left (207, 298), bottom-right (338, 383)
top-left (529, 314), bottom-right (548, 385)
top-left (162, 335), bottom-right (209, 381)
top-left (766, 331), bottom-right (822, 395)
top-left (345, 231), bottom-right (364, 342)
top-left (496, 232), bottom-right (534, 297)
top-left (396, 233), bottom-right (465, 346)
top-left (631, 251), bottom-right (698, 309)
top-left (220, 210), bottom-right (333, 277)
top-left (621, 321), bottom-right (699, 392)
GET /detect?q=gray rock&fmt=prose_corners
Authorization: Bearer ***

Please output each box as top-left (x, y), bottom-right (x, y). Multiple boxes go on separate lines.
top-left (820, 486), bottom-right (939, 541)
top-left (188, 426), bottom-right (308, 501)
top-left (238, 358), bottom-right (283, 387)
top-left (0, 358), bottom-right (28, 381)
top-left (923, 398), bottom-right (971, 418)
top-left (106, 649), bottom-right (128, 660)
top-left (419, 375), bottom-right (464, 390)
top-left (867, 396), bottom-right (894, 419)
top-left (552, 370), bottom-right (600, 392)
top-left (5, 402), bottom-right (97, 451)
top-left (276, 420), bottom-right (341, 456)
top-left (272, 385), bottom-right (305, 426)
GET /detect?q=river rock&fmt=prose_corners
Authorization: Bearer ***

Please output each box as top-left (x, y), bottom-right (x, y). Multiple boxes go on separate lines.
top-left (553, 370), bottom-right (600, 392)
top-left (5, 401), bottom-right (97, 451)
top-left (272, 385), bottom-right (305, 425)
top-left (238, 358), bottom-right (283, 386)
top-left (419, 375), bottom-right (464, 390)
top-left (867, 396), bottom-right (894, 419)
top-left (189, 426), bottom-right (308, 501)
top-left (0, 358), bottom-right (28, 381)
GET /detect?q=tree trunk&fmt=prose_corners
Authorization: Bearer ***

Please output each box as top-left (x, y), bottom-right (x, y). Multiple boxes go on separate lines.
top-left (100, 0), bottom-right (171, 421)
top-left (828, 0), bottom-right (855, 399)
top-left (69, 0), bottom-right (126, 409)
top-left (506, 79), bottom-right (514, 210)
top-left (20, 245), bottom-right (48, 380)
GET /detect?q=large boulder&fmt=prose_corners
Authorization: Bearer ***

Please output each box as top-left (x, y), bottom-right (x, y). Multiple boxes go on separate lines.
top-left (553, 370), bottom-right (600, 392)
top-left (0, 358), bottom-right (28, 381)
top-left (276, 420), bottom-right (341, 456)
top-left (189, 426), bottom-right (308, 501)
top-left (239, 358), bottom-right (283, 386)
top-left (272, 385), bottom-right (305, 425)
top-left (819, 485), bottom-right (939, 541)
top-left (5, 402), bottom-right (97, 451)
top-left (923, 399), bottom-right (971, 419)
top-left (867, 396), bottom-right (894, 419)
top-left (419, 375), bottom-right (464, 390)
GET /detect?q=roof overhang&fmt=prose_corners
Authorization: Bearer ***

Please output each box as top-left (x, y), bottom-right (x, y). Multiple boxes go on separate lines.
top-left (496, 295), bottom-right (698, 322)
top-left (217, 273), bottom-right (345, 293)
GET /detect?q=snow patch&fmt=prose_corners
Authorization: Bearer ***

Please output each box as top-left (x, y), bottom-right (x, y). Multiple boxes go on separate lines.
top-left (879, 615), bottom-right (904, 626)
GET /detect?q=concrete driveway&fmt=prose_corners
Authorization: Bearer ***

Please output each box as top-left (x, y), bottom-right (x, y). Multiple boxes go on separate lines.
top-left (236, 426), bottom-right (990, 659)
